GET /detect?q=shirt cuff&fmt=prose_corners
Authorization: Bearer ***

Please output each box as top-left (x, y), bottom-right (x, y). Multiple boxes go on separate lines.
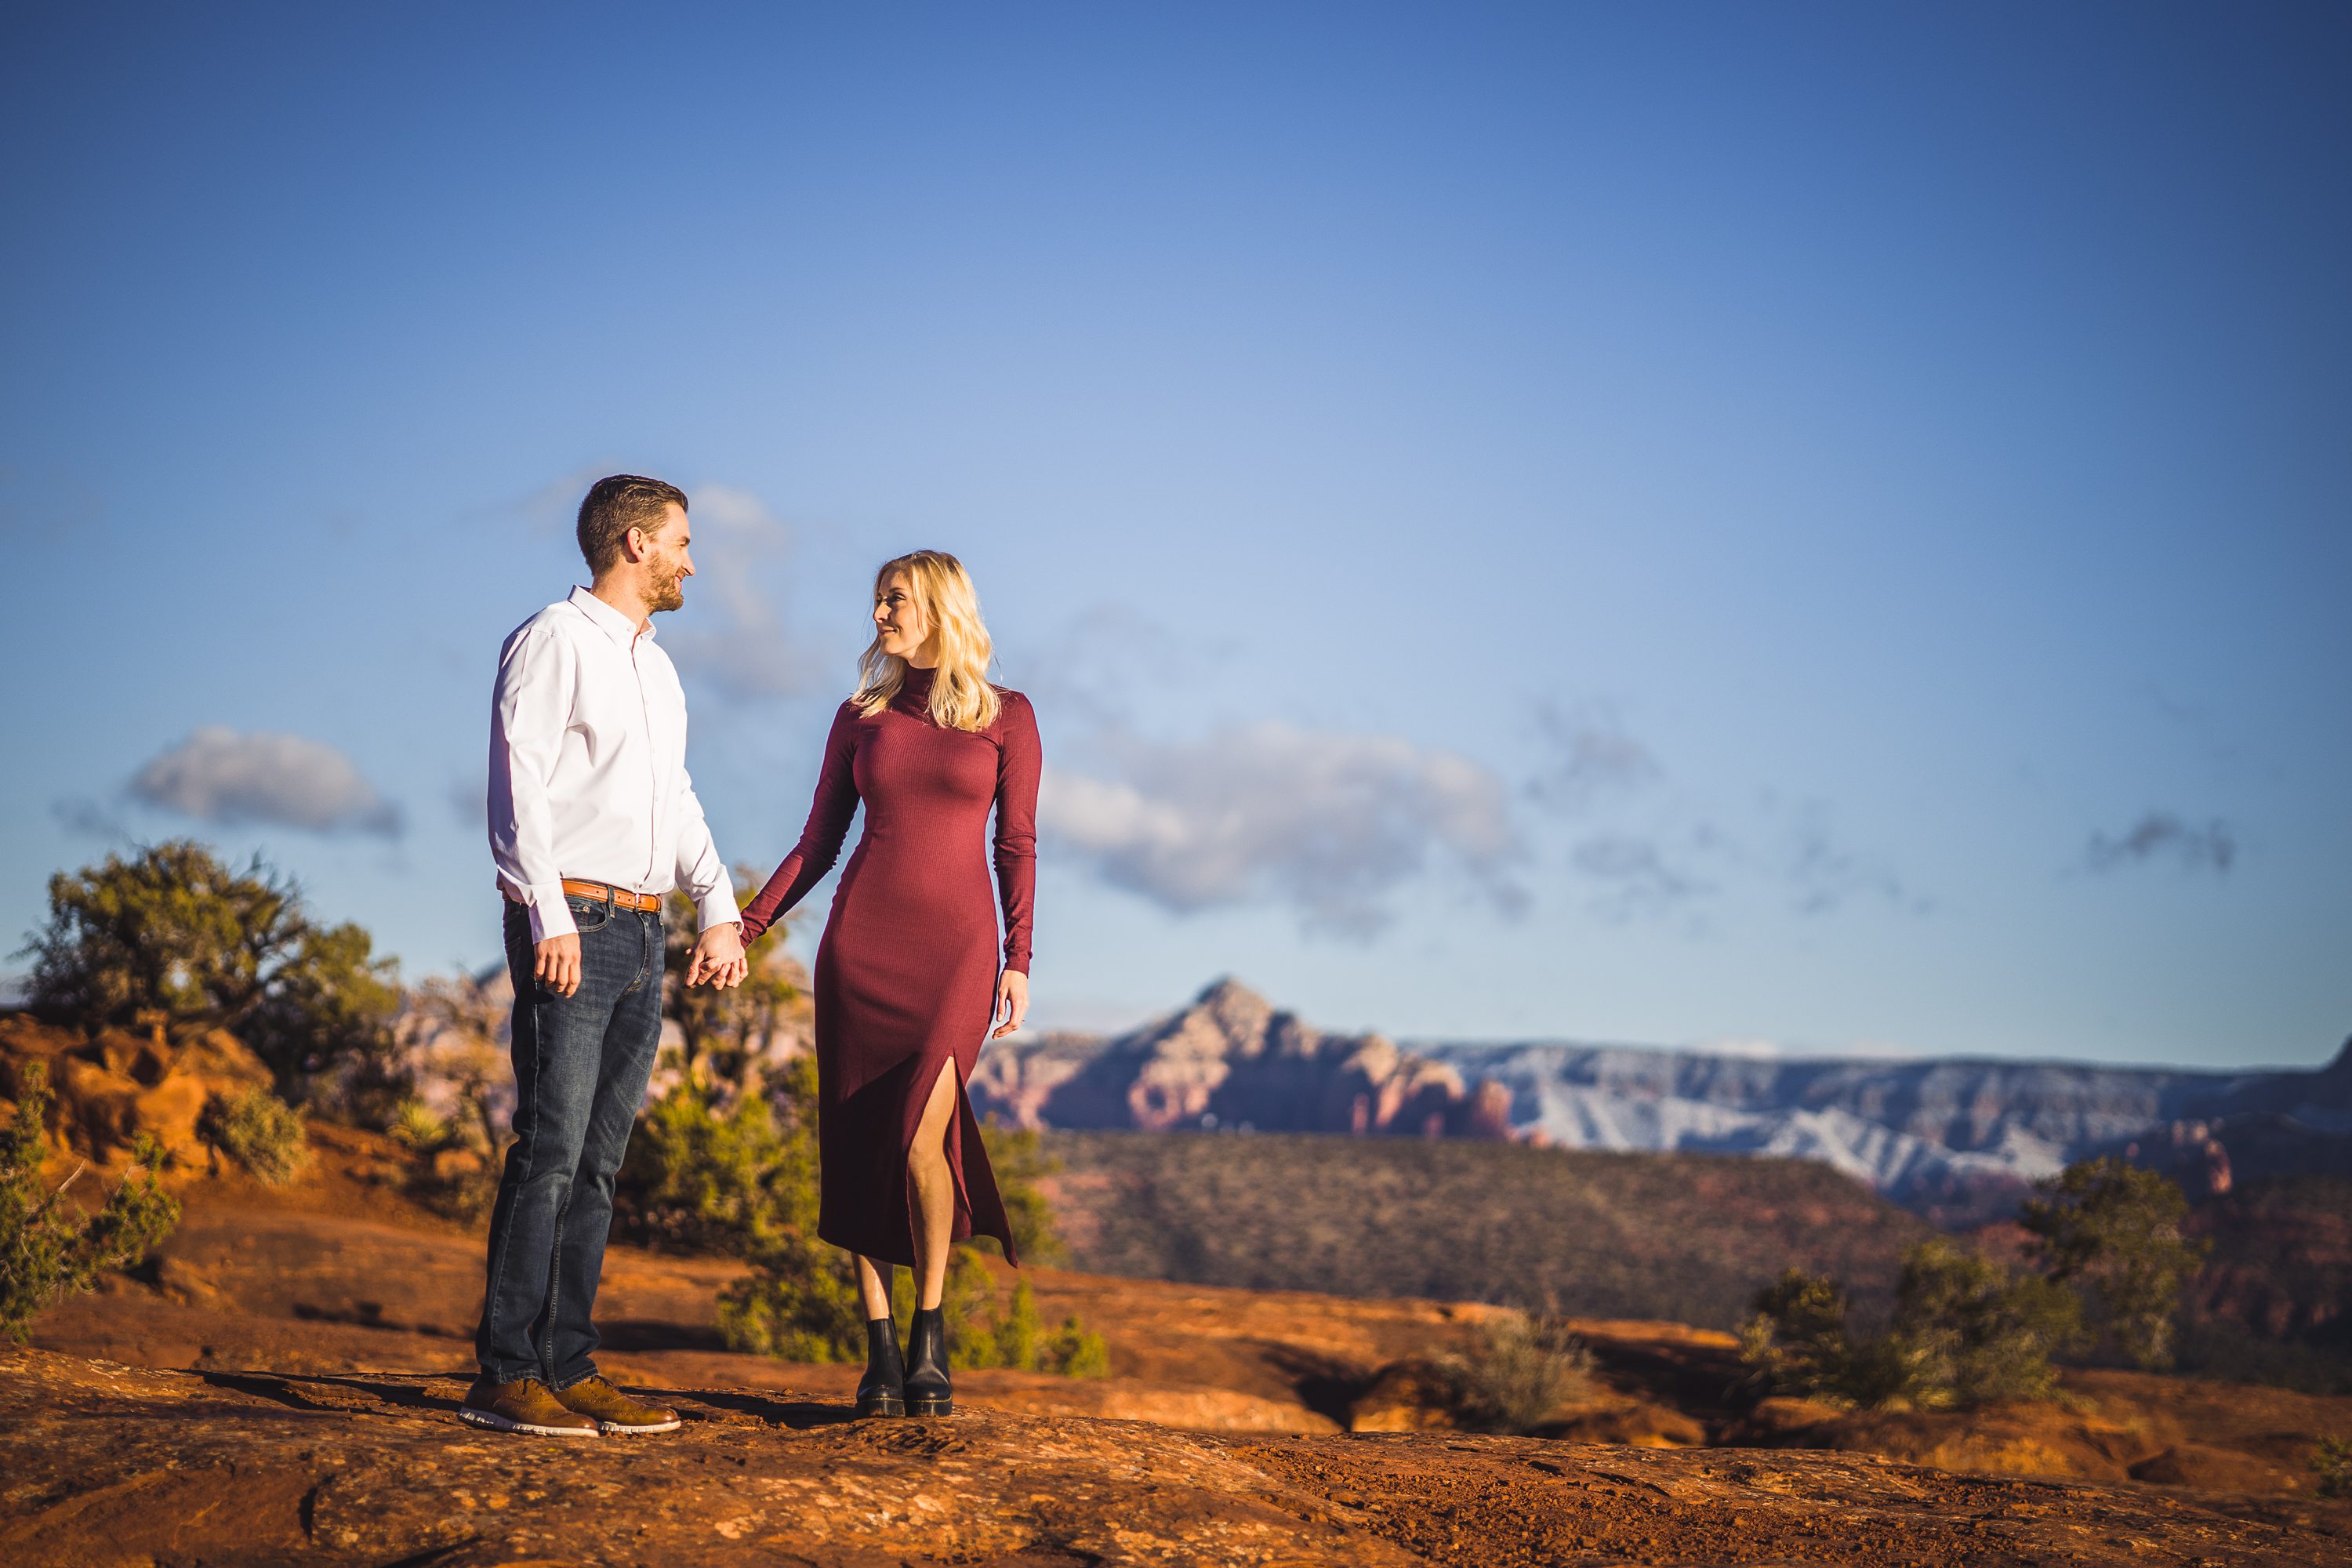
top-left (527, 884), bottom-right (578, 943)
top-left (695, 893), bottom-right (743, 931)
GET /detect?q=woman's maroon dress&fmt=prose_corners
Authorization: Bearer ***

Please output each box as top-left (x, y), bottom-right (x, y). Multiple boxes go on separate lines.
top-left (738, 667), bottom-right (1039, 1267)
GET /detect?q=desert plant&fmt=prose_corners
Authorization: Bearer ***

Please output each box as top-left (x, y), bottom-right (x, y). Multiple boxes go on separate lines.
top-left (1439, 1311), bottom-right (1595, 1432)
top-left (1743, 1240), bottom-right (2078, 1411)
top-left (1891, 1238), bottom-right (2080, 1406)
top-left (2312, 1436), bottom-right (2350, 1501)
top-left (387, 1097), bottom-right (450, 1152)
top-left (197, 1087), bottom-right (311, 1185)
top-left (18, 842), bottom-right (402, 1108)
top-left (2020, 1157), bottom-right (2209, 1370)
top-left (617, 1054), bottom-right (822, 1256)
top-left (240, 918), bottom-right (405, 1112)
top-left (2, 1062), bottom-right (180, 1342)
top-left (717, 1229), bottom-right (870, 1362)
top-left (1740, 1268), bottom-right (1929, 1410)
top-left (940, 1269), bottom-right (1110, 1377)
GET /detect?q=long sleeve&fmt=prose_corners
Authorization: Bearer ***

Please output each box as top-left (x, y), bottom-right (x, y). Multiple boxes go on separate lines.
top-left (992, 693), bottom-right (1041, 975)
top-left (488, 622), bottom-right (579, 942)
top-left (672, 764), bottom-right (738, 930)
top-left (739, 703), bottom-right (863, 943)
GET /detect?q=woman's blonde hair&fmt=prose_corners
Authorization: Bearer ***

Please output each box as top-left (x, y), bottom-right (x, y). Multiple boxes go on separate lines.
top-left (853, 550), bottom-right (1003, 731)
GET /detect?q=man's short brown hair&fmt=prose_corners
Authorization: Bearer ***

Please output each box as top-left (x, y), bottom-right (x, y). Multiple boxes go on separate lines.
top-left (577, 475), bottom-right (688, 574)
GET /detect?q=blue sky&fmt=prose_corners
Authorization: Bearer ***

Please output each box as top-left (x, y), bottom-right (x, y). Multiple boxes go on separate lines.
top-left (4, 3), bottom-right (2347, 1068)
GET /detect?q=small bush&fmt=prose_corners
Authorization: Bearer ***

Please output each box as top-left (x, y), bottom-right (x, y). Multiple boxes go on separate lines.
top-left (619, 1076), bottom-right (815, 1256)
top-left (717, 1232), bottom-right (869, 1363)
top-left (1439, 1311), bottom-right (1595, 1433)
top-left (949, 1272), bottom-right (1111, 1377)
top-left (1892, 1238), bottom-right (2080, 1407)
top-left (1742, 1240), bottom-right (2079, 1411)
top-left (1740, 1269), bottom-right (1929, 1410)
top-left (387, 1097), bottom-right (449, 1152)
top-left (2, 1062), bottom-right (180, 1342)
top-left (197, 1087), bottom-right (310, 1185)
top-left (2313, 1436), bottom-right (2350, 1501)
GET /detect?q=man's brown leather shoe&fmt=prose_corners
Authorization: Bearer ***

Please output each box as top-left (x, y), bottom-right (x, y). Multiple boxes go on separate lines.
top-left (458, 1377), bottom-right (599, 1437)
top-left (554, 1374), bottom-right (681, 1435)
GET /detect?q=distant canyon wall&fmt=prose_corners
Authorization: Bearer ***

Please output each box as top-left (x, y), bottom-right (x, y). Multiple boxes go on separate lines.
top-left (971, 978), bottom-right (2352, 1218)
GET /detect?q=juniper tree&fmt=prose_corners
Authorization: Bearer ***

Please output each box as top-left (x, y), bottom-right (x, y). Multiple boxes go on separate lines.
top-left (2020, 1157), bottom-right (2208, 1370)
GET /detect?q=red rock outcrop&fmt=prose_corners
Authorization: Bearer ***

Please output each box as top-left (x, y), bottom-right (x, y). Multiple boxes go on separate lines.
top-left (0, 1014), bottom-right (273, 1164)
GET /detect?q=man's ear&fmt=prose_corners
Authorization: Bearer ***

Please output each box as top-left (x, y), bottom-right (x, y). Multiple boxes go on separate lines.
top-left (622, 525), bottom-right (652, 564)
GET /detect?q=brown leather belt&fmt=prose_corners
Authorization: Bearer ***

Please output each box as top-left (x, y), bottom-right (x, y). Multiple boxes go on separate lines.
top-left (560, 878), bottom-right (662, 913)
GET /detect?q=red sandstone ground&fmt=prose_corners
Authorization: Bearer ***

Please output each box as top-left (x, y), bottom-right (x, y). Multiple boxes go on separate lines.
top-left (6, 1126), bottom-right (2350, 1564)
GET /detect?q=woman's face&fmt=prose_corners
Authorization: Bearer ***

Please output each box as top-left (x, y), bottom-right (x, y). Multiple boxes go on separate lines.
top-left (873, 572), bottom-right (933, 663)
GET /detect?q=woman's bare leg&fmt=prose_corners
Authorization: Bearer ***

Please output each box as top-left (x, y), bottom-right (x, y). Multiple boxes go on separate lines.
top-left (906, 1062), bottom-right (960, 1309)
top-left (855, 1254), bottom-right (894, 1321)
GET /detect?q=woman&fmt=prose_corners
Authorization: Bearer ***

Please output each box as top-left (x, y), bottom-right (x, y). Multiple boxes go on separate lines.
top-left (737, 550), bottom-right (1039, 1419)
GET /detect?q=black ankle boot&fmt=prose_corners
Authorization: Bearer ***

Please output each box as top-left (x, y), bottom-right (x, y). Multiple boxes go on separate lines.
top-left (904, 1305), bottom-right (953, 1417)
top-left (855, 1316), bottom-right (906, 1418)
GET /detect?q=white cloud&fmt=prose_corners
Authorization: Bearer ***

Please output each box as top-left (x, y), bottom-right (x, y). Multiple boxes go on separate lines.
top-left (1040, 721), bottom-right (1525, 937)
top-left (130, 728), bottom-right (403, 838)
top-left (666, 481), bottom-right (821, 699)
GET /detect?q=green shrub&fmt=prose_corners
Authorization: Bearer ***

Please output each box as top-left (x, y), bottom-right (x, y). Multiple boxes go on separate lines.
top-left (1742, 1240), bottom-right (2078, 1410)
top-left (2, 1062), bottom-right (180, 1342)
top-left (197, 1087), bottom-right (311, 1185)
top-left (947, 1272), bottom-right (1110, 1377)
top-left (717, 1230), bottom-right (869, 1362)
top-left (2020, 1157), bottom-right (2208, 1370)
top-left (387, 1096), bottom-right (450, 1152)
top-left (2312, 1436), bottom-right (2350, 1501)
top-left (1740, 1268), bottom-right (1929, 1410)
top-left (1892, 1238), bottom-right (2079, 1406)
top-left (618, 1068), bottom-right (818, 1256)
top-left (1439, 1311), bottom-right (1595, 1432)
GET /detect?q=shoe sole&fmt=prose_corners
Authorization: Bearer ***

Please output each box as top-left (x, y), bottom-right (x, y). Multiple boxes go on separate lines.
top-left (856, 1396), bottom-right (906, 1419)
top-left (596, 1417), bottom-right (683, 1435)
top-left (458, 1407), bottom-right (599, 1438)
top-left (909, 1398), bottom-right (953, 1417)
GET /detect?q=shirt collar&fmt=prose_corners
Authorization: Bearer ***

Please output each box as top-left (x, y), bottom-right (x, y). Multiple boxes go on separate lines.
top-left (568, 585), bottom-right (654, 645)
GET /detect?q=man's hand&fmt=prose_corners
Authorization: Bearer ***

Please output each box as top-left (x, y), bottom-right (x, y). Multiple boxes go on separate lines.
top-left (535, 934), bottom-right (583, 998)
top-left (991, 968), bottom-right (1029, 1039)
top-left (688, 921), bottom-right (747, 989)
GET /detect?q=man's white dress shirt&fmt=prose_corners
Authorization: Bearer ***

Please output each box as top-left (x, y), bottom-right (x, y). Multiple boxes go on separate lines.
top-left (489, 586), bottom-right (736, 943)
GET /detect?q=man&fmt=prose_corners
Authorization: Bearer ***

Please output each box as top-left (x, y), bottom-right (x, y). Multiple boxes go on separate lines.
top-left (462, 474), bottom-right (748, 1438)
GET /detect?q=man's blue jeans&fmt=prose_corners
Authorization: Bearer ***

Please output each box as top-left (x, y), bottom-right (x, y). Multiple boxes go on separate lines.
top-left (474, 891), bottom-right (664, 1387)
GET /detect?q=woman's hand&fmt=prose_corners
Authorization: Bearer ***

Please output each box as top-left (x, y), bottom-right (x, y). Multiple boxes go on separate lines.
top-left (991, 969), bottom-right (1029, 1039)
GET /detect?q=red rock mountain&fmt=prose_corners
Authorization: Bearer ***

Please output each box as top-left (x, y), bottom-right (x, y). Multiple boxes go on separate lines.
top-left (968, 978), bottom-right (1513, 1139)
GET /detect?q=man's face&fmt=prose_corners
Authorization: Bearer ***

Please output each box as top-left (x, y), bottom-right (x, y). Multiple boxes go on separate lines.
top-left (635, 503), bottom-right (694, 613)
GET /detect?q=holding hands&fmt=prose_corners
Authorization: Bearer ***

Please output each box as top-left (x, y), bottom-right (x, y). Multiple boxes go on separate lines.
top-left (688, 921), bottom-right (749, 989)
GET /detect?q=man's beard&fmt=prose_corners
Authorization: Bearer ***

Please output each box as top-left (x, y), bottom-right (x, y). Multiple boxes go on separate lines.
top-left (647, 564), bottom-right (686, 613)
